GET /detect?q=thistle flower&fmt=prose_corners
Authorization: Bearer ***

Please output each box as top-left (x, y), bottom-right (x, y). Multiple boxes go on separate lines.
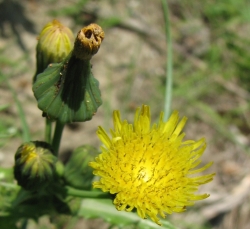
top-left (14, 141), bottom-right (58, 191)
top-left (89, 105), bottom-right (215, 225)
top-left (34, 19), bottom-right (74, 82)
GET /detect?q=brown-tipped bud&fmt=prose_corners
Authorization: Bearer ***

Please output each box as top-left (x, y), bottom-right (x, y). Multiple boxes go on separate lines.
top-left (14, 141), bottom-right (58, 191)
top-left (72, 23), bottom-right (105, 60)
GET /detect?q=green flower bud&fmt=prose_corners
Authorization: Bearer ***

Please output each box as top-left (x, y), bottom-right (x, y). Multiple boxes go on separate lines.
top-left (34, 19), bottom-right (74, 83)
top-left (64, 145), bottom-right (98, 190)
top-left (14, 141), bottom-right (58, 191)
top-left (32, 24), bottom-right (104, 123)
top-left (55, 161), bottom-right (64, 178)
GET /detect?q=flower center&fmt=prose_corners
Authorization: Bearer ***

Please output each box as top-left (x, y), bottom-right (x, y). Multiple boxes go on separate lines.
top-left (138, 167), bottom-right (152, 183)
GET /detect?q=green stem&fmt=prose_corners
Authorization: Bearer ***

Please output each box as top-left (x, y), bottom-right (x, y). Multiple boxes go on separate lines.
top-left (45, 118), bottom-right (52, 144)
top-left (52, 121), bottom-right (65, 156)
top-left (162, 0), bottom-right (173, 120)
top-left (65, 186), bottom-right (110, 199)
top-left (20, 219), bottom-right (28, 229)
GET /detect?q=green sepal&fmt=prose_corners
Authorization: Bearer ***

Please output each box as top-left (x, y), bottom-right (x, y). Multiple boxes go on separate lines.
top-left (34, 44), bottom-right (58, 82)
top-left (32, 53), bottom-right (102, 123)
top-left (64, 145), bottom-right (98, 190)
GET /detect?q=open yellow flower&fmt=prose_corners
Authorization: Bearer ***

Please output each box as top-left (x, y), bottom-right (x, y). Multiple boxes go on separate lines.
top-left (89, 105), bottom-right (214, 225)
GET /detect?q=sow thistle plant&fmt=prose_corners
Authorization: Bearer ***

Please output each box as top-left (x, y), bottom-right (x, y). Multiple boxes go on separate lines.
top-left (0, 18), bottom-right (215, 229)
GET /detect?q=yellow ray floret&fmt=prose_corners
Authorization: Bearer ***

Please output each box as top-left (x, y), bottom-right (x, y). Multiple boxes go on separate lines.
top-left (89, 105), bottom-right (215, 225)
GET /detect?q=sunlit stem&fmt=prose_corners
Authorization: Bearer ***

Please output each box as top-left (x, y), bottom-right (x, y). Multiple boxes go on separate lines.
top-left (162, 0), bottom-right (173, 120)
top-left (45, 118), bottom-right (52, 144)
top-left (65, 186), bottom-right (110, 199)
top-left (52, 121), bottom-right (65, 156)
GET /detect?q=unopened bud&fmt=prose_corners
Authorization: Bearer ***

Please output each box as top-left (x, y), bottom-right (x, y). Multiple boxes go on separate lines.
top-left (64, 145), bottom-right (98, 189)
top-left (14, 141), bottom-right (58, 191)
top-left (34, 19), bottom-right (74, 82)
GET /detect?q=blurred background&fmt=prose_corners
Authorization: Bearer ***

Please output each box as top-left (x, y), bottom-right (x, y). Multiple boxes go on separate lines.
top-left (0, 0), bottom-right (250, 228)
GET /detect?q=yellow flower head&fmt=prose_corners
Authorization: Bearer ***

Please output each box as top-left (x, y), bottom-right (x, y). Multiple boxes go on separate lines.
top-left (89, 105), bottom-right (215, 225)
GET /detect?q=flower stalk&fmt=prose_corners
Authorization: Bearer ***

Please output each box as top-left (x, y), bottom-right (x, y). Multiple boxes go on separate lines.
top-left (162, 0), bottom-right (173, 120)
top-left (64, 186), bottom-right (110, 199)
top-left (45, 118), bottom-right (52, 144)
top-left (52, 121), bottom-right (65, 156)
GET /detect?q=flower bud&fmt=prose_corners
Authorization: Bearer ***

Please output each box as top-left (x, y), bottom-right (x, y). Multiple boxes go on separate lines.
top-left (32, 24), bottom-right (104, 123)
top-left (14, 141), bottom-right (58, 191)
top-left (34, 19), bottom-right (74, 82)
top-left (72, 23), bottom-right (105, 60)
top-left (64, 145), bottom-right (98, 190)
